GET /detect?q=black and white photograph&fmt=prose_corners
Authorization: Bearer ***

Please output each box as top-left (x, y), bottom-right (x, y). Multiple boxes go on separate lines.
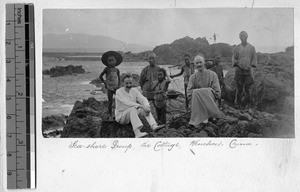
top-left (1, 1), bottom-right (300, 192)
top-left (42, 8), bottom-right (294, 138)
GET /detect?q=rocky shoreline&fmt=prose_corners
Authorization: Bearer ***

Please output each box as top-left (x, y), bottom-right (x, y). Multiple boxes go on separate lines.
top-left (42, 48), bottom-right (294, 138)
top-left (43, 96), bottom-right (294, 138)
top-left (43, 65), bottom-right (85, 77)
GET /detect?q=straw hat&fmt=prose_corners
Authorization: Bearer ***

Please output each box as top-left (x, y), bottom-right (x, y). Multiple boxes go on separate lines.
top-left (101, 51), bottom-right (123, 66)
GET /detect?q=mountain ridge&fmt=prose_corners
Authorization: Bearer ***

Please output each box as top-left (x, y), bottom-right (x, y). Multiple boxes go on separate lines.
top-left (43, 33), bottom-right (153, 53)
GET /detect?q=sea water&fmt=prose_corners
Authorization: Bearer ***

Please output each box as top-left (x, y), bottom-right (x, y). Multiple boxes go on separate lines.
top-left (42, 58), bottom-right (184, 117)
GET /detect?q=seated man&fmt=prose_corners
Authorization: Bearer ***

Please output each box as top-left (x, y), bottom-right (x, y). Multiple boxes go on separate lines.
top-left (187, 55), bottom-right (222, 126)
top-left (115, 73), bottom-right (165, 138)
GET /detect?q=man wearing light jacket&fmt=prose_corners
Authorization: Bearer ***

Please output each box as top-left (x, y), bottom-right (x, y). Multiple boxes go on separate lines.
top-left (115, 73), bottom-right (165, 138)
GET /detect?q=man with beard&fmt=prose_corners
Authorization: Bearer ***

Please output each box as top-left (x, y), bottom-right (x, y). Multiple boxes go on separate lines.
top-left (232, 31), bottom-right (257, 108)
top-left (115, 74), bottom-right (165, 138)
top-left (187, 55), bottom-right (221, 126)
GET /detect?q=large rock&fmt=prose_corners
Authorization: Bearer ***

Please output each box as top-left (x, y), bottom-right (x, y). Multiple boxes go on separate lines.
top-left (60, 94), bottom-right (294, 138)
top-left (44, 65), bottom-right (86, 77)
top-left (153, 36), bottom-right (232, 64)
top-left (61, 98), bottom-right (107, 138)
top-left (224, 52), bottom-right (294, 114)
top-left (42, 114), bottom-right (67, 132)
top-left (166, 106), bottom-right (294, 138)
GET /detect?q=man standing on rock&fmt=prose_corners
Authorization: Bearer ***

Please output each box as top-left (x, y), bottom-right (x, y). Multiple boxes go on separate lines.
top-left (232, 31), bottom-right (257, 107)
top-left (115, 74), bottom-right (165, 138)
top-left (139, 53), bottom-right (162, 101)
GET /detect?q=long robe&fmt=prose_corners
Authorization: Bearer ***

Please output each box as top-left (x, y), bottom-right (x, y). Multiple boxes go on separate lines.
top-left (187, 69), bottom-right (221, 126)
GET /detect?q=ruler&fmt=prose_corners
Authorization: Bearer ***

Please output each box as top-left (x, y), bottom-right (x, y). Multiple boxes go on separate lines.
top-left (6, 4), bottom-right (36, 189)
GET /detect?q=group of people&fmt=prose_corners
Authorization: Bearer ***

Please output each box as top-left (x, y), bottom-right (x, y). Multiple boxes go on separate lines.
top-left (99, 31), bottom-right (257, 138)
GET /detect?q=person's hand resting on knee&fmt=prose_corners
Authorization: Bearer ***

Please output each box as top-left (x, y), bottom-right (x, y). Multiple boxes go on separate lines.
top-left (138, 105), bottom-right (151, 116)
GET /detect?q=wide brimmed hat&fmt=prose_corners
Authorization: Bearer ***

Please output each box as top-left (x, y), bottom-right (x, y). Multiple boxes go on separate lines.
top-left (101, 51), bottom-right (123, 66)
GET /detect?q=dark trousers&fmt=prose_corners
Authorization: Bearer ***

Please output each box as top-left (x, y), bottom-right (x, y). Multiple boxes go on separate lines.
top-left (155, 106), bottom-right (166, 125)
top-left (107, 89), bottom-right (116, 115)
top-left (235, 74), bottom-right (254, 106)
top-left (184, 84), bottom-right (189, 110)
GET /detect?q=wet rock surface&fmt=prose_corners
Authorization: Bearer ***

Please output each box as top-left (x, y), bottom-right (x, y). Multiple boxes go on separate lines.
top-left (43, 65), bottom-right (85, 77)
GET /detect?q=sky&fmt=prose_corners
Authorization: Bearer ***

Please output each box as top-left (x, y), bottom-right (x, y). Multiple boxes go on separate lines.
top-left (43, 8), bottom-right (294, 53)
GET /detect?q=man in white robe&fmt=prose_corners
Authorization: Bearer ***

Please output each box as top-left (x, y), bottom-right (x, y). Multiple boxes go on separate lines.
top-left (187, 55), bottom-right (222, 126)
top-left (115, 74), bottom-right (165, 138)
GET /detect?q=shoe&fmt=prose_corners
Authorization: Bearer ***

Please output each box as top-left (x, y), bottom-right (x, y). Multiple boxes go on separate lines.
top-left (134, 129), bottom-right (149, 138)
top-left (152, 124), bottom-right (166, 132)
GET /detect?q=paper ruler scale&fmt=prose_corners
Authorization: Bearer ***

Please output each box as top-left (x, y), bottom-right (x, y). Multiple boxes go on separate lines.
top-left (6, 4), bottom-right (36, 189)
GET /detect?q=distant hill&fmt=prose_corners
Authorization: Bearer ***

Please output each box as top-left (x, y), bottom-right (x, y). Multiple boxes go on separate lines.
top-left (43, 33), bottom-right (153, 53)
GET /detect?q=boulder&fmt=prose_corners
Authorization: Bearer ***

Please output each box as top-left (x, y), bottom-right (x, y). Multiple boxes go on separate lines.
top-left (65, 65), bottom-right (75, 75)
top-left (224, 52), bottom-right (294, 114)
top-left (61, 98), bottom-right (107, 138)
top-left (50, 66), bottom-right (67, 77)
top-left (74, 65), bottom-right (85, 74)
top-left (100, 121), bottom-right (135, 138)
top-left (45, 65), bottom-right (86, 77)
top-left (89, 78), bottom-right (103, 88)
top-left (42, 114), bottom-right (67, 132)
top-left (42, 69), bottom-right (50, 75)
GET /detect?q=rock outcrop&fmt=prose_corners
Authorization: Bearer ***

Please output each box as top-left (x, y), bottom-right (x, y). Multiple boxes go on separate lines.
top-left (153, 36), bottom-right (232, 64)
top-left (61, 98), bottom-right (108, 138)
top-left (60, 96), bottom-right (294, 138)
top-left (43, 65), bottom-right (85, 77)
top-left (42, 114), bottom-right (67, 132)
top-left (224, 52), bottom-right (294, 114)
